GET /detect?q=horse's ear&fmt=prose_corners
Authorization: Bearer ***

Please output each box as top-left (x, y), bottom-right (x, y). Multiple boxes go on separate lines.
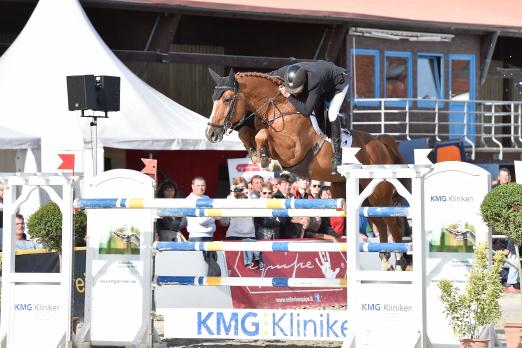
top-left (208, 68), bottom-right (222, 84)
top-left (228, 68), bottom-right (236, 82)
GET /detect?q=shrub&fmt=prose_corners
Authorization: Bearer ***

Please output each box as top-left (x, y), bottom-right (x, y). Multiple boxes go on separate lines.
top-left (26, 202), bottom-right (87, 252)
top-left (480, 183), bottom-right (522, 246)
top-left (438, 243), bottom-right (505, 339)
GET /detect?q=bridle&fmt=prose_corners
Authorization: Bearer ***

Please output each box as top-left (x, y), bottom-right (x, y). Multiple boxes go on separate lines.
top-left (207, 82), bottom-right (239, 134)
top-left (208, 81), bottom-right (300, 134)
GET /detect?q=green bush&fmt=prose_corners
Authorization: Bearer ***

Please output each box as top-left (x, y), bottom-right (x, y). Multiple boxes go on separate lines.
top-left (480, 183), bottom-right (522, 246)
top-left (26, 202), bottom-right (87, 252)
top-left (438, 243), bottom-right (505, 339)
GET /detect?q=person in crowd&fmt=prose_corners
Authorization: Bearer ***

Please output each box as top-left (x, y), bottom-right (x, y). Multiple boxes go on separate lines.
top-left (249, 175), bottom-right (264, 199)
top-left (502, 238), bottom-right (520, 294)
top-left (186, 176), bottom-right (220, 276)
top-left (229, 177), bottom-right (250, 198)
top-left (155, 180), bottom-right (186, 242)
top-left (186, 176), bottom-right (215, 242)
top-left (270, 60), bottom-right (349, 174)
top-left (15, 214), bottom-right (38, 250)
top-left (310, 180), bottom-right (323, 199)
top-left (254, 183), bottom-right (281, 240)
top-left (220, 181), bottom-right (261, 269)
top-left (293, 177), bottom-right (313, 199)
top-left (493, 167), bottom-right (511, 188)
top-left (269, 177), bottom-right (280, 194)
top-left (490, 167), bottom-right (520, 293)
top-left (274, 174), bottom-right (308, 238)
top-left (320, 185), bottom-right (368, 241)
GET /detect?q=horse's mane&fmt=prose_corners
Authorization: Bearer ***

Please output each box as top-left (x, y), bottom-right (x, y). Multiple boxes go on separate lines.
top-left (236, 72), bottom-right (283, 86)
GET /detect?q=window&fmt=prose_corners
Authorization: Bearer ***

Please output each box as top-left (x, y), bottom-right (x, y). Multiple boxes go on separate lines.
top-left (417, 54), bottom-right (444, 107)
top-left (384, 51), bottom-right (412, 106)
top-left (351, 49), bottom-right (380, 106)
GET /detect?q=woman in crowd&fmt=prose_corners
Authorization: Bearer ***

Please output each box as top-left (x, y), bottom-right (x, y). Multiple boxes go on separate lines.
top-left (155, 180), bottom-right (186, 241)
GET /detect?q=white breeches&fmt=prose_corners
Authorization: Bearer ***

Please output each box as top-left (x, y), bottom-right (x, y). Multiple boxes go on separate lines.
top-left (328, 85), bottom-right (349, 122)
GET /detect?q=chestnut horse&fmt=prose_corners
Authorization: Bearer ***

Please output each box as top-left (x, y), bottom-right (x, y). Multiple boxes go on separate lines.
top-left (206, 69), bottom-right (408, 270)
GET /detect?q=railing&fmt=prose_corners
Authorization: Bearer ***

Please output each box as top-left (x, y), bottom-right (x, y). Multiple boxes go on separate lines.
top-left (350, 98), bottom-right (522, 160)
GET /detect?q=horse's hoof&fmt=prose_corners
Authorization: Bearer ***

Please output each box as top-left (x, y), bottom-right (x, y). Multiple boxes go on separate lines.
top-left (395, 256), bottom-right (409, 271)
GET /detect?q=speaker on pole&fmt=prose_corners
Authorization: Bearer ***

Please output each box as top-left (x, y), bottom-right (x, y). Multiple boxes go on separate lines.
top-left (66, 75), bottom-right (97, 111)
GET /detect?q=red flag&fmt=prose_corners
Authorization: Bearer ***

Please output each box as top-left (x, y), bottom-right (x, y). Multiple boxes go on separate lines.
top-left (141, 158), bottom-right (157, 181)
top-left (58, 154), bottom-right (75, 176)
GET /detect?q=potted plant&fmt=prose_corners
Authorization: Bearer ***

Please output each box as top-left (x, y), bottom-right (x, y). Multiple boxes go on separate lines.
top-left (480, 183), bottom-right (522, 347)
top-left (26, 201), bottom-right (87, 252)
top-left (438, 243), bottom-right (505, 348)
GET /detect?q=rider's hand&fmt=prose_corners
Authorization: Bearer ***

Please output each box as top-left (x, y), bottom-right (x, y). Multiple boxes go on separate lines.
top-left (279, 85), bottom-right (290, 98)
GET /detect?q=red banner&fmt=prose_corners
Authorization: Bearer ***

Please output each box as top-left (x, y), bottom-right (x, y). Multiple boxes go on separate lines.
top-left (224, 242), bottom-right (347, 309)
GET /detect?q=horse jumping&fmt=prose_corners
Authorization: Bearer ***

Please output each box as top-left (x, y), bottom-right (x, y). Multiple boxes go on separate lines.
top-left (206, 69), bottom-right (408, 270)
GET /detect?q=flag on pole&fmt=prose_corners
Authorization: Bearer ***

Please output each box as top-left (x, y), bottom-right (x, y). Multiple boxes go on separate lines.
top-left (141, 158), bottom-right (157, 181)
top-left (58, 154), bottom-right (75, 176)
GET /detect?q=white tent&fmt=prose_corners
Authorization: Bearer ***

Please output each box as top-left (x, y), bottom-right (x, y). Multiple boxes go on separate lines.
top-left (0, 126), bottom-right (40, 149)
top-left (0, 0), bottom-right (243, 174)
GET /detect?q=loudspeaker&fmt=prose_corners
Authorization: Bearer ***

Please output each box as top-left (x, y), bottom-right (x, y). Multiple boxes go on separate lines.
top-left (66, 75), bottom-right (96, 111)
top-left (95, 76), bottom-right (120, 112)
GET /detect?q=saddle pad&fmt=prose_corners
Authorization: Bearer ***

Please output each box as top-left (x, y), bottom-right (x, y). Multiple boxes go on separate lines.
top-left (309, 114), bottom-right (352, 147)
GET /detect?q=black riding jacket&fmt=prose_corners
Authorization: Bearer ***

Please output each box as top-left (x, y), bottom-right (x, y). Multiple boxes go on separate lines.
top-left (270, 60), bottom-right (348, 117)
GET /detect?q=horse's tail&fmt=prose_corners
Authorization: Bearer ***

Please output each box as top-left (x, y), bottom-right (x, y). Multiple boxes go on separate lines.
top-left (377, 134), bottom-right (409, 205)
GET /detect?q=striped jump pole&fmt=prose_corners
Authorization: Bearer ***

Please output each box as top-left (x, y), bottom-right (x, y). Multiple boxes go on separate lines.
top-left (153, 241), bottom-right (412, 254)
top-left (74, 198), bottom-right (344, 210)
top-left (158, 208), bottom-right (345, 218)
top-left (359, 242), bottom-right (412, 253)
top-left (155, 276), bottom-right (347, 288)
top-left (359, 207), bottom-right (410, 217)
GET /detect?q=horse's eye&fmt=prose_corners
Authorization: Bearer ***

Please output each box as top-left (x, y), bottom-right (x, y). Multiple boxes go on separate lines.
top-left (223, 97), bottom-right (232, 103)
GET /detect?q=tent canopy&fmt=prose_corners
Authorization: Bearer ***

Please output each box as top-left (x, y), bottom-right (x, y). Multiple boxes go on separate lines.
top-left (0, 126), bottom-right (40, 149)
top-left (0, 0), bottom-right (243, 152)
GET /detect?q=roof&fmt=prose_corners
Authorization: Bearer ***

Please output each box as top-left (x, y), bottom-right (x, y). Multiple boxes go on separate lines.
top-left (101, 0), bottom-right (522, 31)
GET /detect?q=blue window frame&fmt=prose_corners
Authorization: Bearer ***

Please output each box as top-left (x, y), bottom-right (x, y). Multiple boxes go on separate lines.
top-left (350, 49), bottom-right (380, 106)
top-left (384, 51), bottom-right (412, 106)
top-left (417, 53), bottom-right (444, 108)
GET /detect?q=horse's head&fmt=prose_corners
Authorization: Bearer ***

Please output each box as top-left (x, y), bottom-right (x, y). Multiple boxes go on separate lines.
top-left (206, 68), bottom-right (246, 143)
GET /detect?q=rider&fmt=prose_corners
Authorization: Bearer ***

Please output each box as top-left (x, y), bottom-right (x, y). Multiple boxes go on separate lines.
top-left (270, 60), bottom-right (349, 174)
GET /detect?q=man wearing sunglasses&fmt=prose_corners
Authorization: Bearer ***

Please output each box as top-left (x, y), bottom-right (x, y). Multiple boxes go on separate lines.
top-left (254, 183), bottom-right (281, 240)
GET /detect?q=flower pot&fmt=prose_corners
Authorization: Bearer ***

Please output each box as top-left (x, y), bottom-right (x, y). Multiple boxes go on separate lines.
top-left (504, 323), bottom-right (522, 348)
top-left (460, 339), bottom-right (489, 348)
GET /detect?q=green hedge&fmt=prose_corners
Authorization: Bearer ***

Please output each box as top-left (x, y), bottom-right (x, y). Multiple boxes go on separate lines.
top-left (26, 202), bottom-right (87, 252)
top-left (480, 183), bottom-right (522, 245)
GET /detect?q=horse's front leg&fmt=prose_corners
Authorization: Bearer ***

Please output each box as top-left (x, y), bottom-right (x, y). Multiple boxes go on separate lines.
top-left (238, 126), bottom-right (258, 161)
top-left (254, 128), bottom-right (271, 169)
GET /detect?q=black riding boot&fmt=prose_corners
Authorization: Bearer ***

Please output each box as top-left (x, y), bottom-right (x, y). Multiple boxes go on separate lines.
top-left (330, 118), bottom-right (342, 175)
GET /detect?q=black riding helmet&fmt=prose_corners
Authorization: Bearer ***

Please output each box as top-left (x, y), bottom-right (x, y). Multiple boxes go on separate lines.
top-left (284, 64), bottom-right (307, 94)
